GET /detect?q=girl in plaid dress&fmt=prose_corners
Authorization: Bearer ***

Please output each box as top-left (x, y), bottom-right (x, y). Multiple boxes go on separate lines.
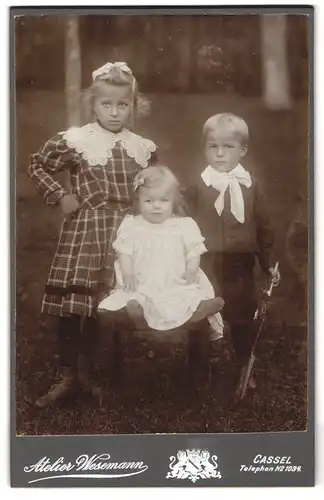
top-left (29, 62), bottom-right (157, 408)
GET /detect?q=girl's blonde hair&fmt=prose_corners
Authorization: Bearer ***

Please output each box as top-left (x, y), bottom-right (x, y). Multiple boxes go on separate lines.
top-left (203, 113), bottom-right (249, 144)
top-left (81, 64), bottom-right (150, 126)
top-left (132, 165), bottom-right (186, 217)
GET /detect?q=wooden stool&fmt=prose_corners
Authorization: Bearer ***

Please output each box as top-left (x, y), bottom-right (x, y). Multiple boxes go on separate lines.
top-left (98, 310), bottom-right (212, 390)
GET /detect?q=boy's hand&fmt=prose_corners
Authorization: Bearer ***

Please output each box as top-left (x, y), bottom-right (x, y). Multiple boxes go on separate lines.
top-left (123, 273), bottom-right (137, 292)
top-left (269, 266), bottom-right (281, 285)
top-left (59, 194), bottom-right (80, 216)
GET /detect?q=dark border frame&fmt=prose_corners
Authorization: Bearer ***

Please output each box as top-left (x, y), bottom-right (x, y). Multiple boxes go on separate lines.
top-left (10, 5), bottom-right (315, 487)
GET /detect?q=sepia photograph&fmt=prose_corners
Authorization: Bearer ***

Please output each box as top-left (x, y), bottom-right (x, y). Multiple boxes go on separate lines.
top-left (14, 9), bottom-right (310, 438)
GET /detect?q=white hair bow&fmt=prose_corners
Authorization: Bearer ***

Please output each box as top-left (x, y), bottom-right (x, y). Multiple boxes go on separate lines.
top-left (133, 177), bottom-right (145, 191)
top-left (92, 61), bottom-right (133, 82)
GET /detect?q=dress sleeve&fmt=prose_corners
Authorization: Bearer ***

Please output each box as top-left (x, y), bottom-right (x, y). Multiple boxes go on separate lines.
top-left (181, 217), bottom-right (207, 259)
top-left (28, 132), bottom-right (79, 205)
top-left (112, 215), bottom-right (136, 256)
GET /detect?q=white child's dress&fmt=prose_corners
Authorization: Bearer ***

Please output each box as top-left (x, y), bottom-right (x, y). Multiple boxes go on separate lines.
top-left (98, 215), bottom-right (223, 336)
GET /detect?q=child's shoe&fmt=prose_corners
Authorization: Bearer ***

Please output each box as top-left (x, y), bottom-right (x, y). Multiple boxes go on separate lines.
top-left (77, 354), bottom-right (102, 397)
top-left (126, 300), bottom-right (148, 330)
top-left (35, 366), bottom-right (77, 408)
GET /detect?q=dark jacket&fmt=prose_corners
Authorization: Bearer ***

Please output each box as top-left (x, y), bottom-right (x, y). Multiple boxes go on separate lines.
top-left (185, 175), bottom-right (274, 273)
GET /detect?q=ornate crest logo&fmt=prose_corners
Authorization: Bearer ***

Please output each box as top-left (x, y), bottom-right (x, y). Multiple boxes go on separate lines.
top-left (166, 449), bottom-right (222, 483)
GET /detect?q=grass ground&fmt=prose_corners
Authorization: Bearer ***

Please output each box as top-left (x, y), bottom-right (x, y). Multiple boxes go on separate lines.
top-left (15, 89), bottom-right (308, 435)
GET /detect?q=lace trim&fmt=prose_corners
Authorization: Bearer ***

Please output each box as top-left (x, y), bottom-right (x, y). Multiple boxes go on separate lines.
top-left (62, 123), bottom-right (156, 168)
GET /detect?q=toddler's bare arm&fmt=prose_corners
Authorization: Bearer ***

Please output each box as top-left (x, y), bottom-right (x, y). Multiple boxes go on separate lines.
top-left (184, 256), bottom-right (200, 284)
top-left (119, 254), bottom-right (136, 292)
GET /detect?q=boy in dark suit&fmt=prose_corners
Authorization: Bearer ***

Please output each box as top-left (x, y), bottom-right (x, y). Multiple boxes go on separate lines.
top-left (186, 113), bottom-right (280, 387)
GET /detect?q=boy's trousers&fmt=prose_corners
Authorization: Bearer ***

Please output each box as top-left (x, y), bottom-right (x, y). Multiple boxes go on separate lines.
top-left (201, 252), bottom-right (258, 362)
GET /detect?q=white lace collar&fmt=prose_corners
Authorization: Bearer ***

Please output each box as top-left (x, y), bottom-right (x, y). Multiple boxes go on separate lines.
top-left (62, 122), bottom-right (156, 168)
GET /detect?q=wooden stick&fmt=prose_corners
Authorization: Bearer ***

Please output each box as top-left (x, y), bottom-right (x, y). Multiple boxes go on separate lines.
top-left (234, 262), bottom-right (280, 401)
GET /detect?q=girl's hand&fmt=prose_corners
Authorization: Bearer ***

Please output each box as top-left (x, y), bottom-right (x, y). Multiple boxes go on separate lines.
top-left (59, 194), bottom-right (80, 216)
top-left (123, 273), bottom-right (137, 292)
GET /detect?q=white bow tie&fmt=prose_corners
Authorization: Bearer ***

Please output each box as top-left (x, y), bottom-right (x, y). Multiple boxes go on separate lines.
top-left (201, 164), bottom-right (252, 223)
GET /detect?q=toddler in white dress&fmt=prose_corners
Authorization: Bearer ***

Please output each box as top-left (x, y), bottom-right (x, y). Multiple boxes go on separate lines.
top-left (98, 166), bottom-right (224, 337)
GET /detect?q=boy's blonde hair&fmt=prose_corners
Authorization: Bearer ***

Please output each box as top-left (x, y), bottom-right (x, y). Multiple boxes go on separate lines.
top-left (133, 165), bottom-right (186, 216)
top-left (82, 65), bottom-right (150, 126)
top-left (203, 113), bottom-right (249, 144)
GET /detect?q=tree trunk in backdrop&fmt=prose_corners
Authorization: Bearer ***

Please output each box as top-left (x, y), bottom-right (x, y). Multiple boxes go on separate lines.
top-left (61, 16), bottom-right (81, 196)
top-left (173, 16), bottom-right (192, 91)
top-left (261, 14), bottom-right (292, 110)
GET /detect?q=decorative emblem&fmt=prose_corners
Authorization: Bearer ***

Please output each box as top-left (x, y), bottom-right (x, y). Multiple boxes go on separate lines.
top-left (166, 449), bottom-right (222, 483)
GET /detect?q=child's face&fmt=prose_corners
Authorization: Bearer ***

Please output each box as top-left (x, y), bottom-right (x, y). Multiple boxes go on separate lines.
top-left (138, 185), bottom-right (174, 224)
top-left (204, 129), bottom-right (247, 173)
top-left (93, 83), bottom-right (132, 132)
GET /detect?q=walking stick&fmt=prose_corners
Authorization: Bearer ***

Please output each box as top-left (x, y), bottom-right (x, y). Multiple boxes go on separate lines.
top-left (234, 262), bottom-right (280, 401)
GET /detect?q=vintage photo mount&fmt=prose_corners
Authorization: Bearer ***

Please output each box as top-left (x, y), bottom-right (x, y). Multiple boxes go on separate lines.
top-left (10, 5), bottom-right (314, 487)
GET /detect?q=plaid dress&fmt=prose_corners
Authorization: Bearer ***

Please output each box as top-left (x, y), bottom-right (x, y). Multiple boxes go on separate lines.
top-left (28, 122), bottom-right (157, 317)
